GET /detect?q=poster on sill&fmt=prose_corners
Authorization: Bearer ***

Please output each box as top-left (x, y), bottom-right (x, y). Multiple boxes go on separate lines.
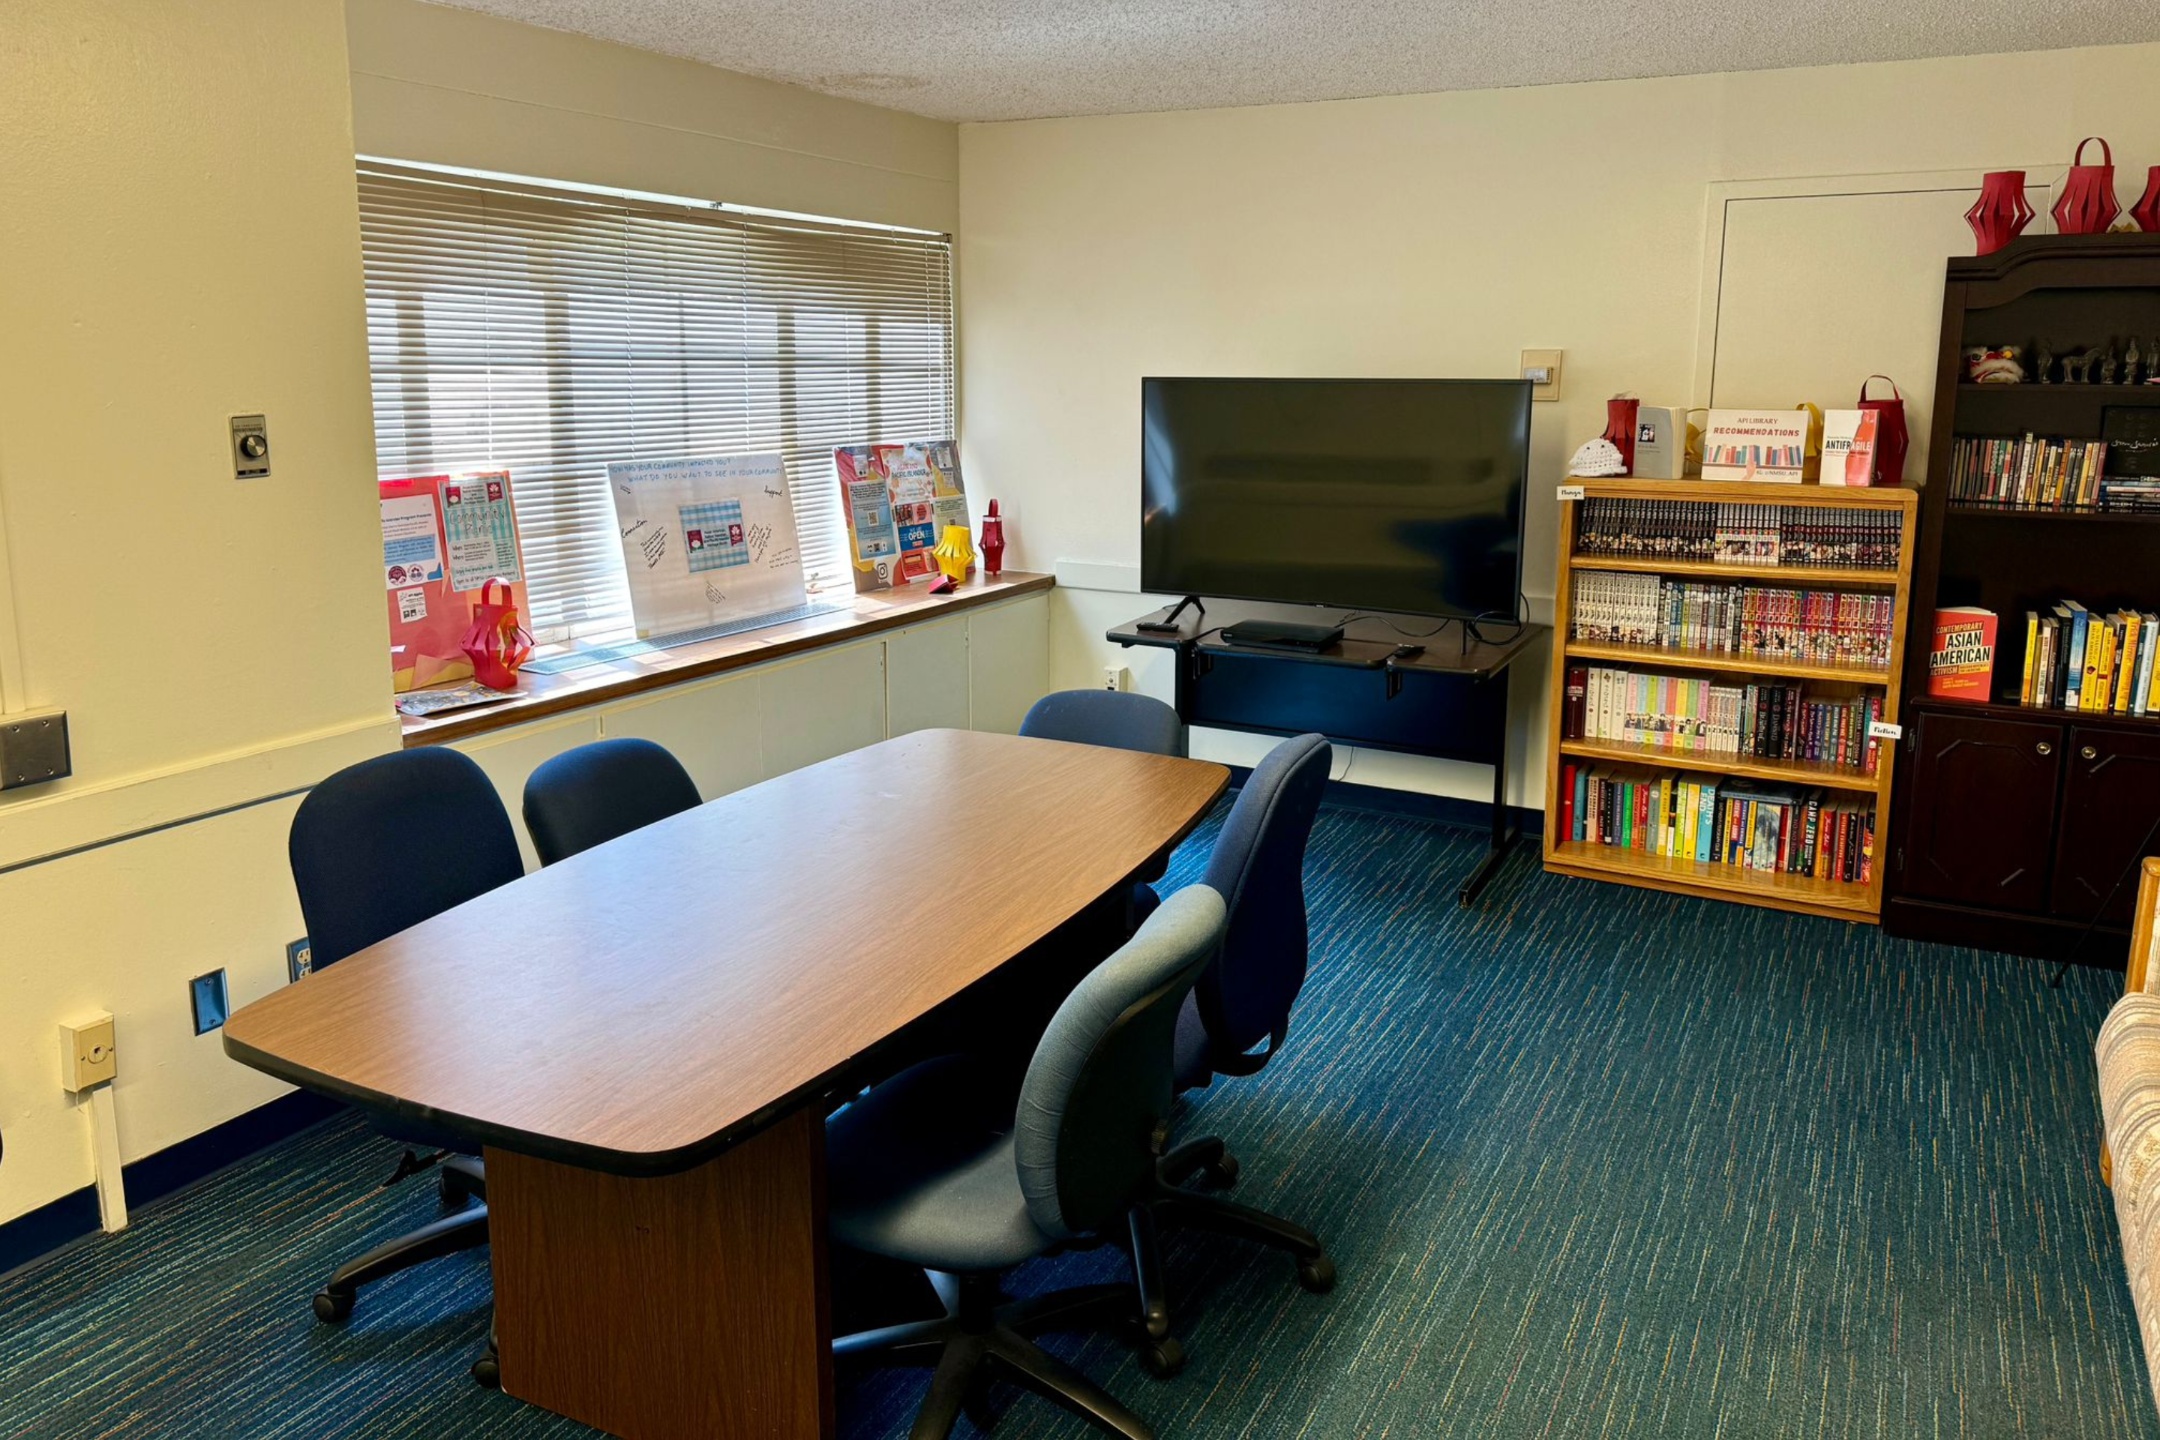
top-left (832, 440), bottom-right (968, 591)
top-left (380, 473), bottom-right (531, 694)
top-left (606, 453), bottom-right (808, 639)
top-left (1700, 410), bottom-right (1812, 483)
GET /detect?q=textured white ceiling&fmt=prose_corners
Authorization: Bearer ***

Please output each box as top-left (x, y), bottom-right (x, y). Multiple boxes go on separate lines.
top-left (432, 0), bottom-right (2160, 123)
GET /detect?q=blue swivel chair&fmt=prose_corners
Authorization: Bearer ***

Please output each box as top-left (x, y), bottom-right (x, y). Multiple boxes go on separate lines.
top-left (522, 737), bottom-right (702, 866)
top-left (1018, 689), bottom-right (1185, 759)
top-left (287, 747), bottom-right (525, 1324)
top-left (827, 885), bottom-right (1227, 1439)
top-left (1130, 733), bottom-right (1337, 1350)
top-left (1021, 690), bottom-right (1185, 925)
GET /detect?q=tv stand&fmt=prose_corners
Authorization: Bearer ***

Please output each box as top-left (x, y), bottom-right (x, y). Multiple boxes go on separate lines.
top-left (1134, 594), bottom-right (1204, 635)
top-left (1109, 598), bottom-right (1547, 904)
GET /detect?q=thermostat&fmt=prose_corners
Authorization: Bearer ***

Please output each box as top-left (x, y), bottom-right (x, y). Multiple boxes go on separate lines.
top-left (230, 414), bottom-right (270, 479)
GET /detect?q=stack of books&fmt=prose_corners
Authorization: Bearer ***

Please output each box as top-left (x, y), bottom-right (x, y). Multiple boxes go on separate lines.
top-left (2100, 477), bottom-right (2160, 513)
top-left (1560, 665), bottom-right (1883, 774)
top-left (1571, 571), bottom-right (1896, 668)
top-left (1946, 434), bottom-right (2109, 508)
top-left (1574, 499), bottom-right (1901, 569)
top-left (1555, 765), bottom-right (1876, 882)
top-left (2019, 603), bottom-right (2160, 714)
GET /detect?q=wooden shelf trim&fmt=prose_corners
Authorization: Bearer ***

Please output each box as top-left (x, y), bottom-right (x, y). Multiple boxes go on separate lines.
top-left (1545, 840), bottom-right (1880, 915)
top-left (1562, 639), bottom-right (1892, 685)
top-left (1555, 737), bottom-right (1884, 793)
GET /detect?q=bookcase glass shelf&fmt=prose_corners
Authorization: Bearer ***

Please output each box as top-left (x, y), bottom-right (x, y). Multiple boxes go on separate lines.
top-left (1546, 479), bottom-right (1919, 924)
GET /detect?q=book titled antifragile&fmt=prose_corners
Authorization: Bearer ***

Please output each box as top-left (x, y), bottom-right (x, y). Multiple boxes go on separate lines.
top-left (1927, 606), bottom-right (1998, 701)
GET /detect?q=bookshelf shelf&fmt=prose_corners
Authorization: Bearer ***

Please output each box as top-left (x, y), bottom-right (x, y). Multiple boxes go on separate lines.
top-left (1547, 480), bottom-right (1919, 923)
top-left (1944, 504), bottom-right (2160, 526)
top-left (1554, 738), bottom-right (1883, 793)
top-left (1568, 554), bottom-right (1903, 588)
top-left (1562, 639), bottom-right (1892, 685)
top-left (1545, 841), bottom-right (1879, 920)
top-left (1956, 382), bottom-right (2160, 402)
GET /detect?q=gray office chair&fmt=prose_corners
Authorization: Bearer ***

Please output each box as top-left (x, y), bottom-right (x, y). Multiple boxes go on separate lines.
top-left (827, 884), bottom-right (1227, 1439)
top-left (1131, 733), bottom-right (1338, 1351)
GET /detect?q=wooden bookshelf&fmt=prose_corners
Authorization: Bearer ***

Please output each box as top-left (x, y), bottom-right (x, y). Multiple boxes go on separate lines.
top-left (1544, 479), bottom-right (1920, 923)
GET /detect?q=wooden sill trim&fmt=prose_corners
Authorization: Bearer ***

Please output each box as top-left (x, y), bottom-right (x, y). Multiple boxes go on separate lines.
top-left (400, 572), bottom-right (1054, 748)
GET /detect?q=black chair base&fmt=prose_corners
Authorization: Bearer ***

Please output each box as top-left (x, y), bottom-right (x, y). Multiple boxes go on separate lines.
top-left (1128, 1136), bottom-right (1336, 1352)
top-left (837, 1271), bottom-right (1157, 1440)
top-left (312, 1168), bottom-right (489, 1324)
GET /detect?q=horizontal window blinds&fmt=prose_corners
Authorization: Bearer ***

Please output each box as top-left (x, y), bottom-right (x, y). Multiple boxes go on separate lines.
top-left (356, 164), bottom-right (955, 640)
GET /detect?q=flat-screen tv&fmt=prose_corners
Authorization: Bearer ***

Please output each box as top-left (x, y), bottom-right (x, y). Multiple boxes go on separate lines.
top-left (1140, 377), bottom-right (1532, 620)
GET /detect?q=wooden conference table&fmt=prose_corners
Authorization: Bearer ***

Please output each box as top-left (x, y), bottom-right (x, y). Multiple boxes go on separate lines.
top-left (223, 728), bottom-right (1228, 1439)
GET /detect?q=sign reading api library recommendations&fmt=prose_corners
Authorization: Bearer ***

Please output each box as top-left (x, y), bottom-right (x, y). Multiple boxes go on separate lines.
top-left (606, 453), bottom-right (809, 639)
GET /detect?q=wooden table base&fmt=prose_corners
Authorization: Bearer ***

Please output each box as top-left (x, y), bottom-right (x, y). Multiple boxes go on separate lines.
top-left (485, 1110), bottom-right (835, 1439)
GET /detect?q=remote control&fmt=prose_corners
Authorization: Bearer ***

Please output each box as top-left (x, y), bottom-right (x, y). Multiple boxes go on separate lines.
top-left (1388, 643), bottom-right (1425, 661)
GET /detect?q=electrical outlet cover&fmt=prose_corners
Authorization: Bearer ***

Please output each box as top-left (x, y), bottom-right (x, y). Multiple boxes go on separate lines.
top-left (286, 938), bottom-right (313, 984)
top-left (190, 970), bottom-right (230, 1035)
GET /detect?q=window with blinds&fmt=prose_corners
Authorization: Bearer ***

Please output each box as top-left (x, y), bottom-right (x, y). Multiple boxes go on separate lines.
top-left (356, 163), bottom-right (955, 641)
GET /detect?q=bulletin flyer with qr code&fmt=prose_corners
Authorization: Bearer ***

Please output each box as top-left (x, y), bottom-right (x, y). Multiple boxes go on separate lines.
top-left (832, 440), bottom-right (968, 592)
top-left (606, 453), bottom-right (809, 639)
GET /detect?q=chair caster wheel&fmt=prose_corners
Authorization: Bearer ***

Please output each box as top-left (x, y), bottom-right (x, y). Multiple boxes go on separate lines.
top-left (1296, 1253), bottom-right (1337, 1294)
top-left (471, 1351), bottom-right (501, 1389)
top-left (1140, 1335), bottom-right (1186, 1379)
top-left (1198, 1153), bottom-right (1241, 1189)
top-left (313, 1289), bottom-right (354, 1323)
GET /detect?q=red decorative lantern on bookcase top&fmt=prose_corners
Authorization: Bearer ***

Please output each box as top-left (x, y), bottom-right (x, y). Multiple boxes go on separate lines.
top-left (2134, 167), bottom-right (2160, 234)
top-left (2052, 138), bottom-right (2121, 236)
top-left (1966, 171), bottom-right (2035, 255)
top-left (1600, 396), bottom-right (1639, 475)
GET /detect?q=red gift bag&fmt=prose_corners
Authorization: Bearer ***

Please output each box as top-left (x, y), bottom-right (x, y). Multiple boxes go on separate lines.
top-left (460, 577), bottom-right (534, 690)
top-left (1856, 376), bottom-right (1908, 487)
top-left (2052, 137), bottom-right (2121, 236)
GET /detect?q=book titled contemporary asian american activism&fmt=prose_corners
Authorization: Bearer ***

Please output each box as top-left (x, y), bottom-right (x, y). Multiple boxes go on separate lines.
top-left (1927, 606), bottom-right (1998, 701)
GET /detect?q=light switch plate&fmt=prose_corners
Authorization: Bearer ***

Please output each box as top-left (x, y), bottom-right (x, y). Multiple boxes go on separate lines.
top-left (190, 970), bottom-right (230, 1035)
top-left (0, 709), bottom-right (71, 790)
top-left (230, 414), bottom-right (270, 479)
top-left (1521, 349), bottom-right (1563, 403)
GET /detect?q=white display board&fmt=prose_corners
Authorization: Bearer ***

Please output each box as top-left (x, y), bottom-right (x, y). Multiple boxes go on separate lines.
top-left (607, 453), bottom-right (809, 639)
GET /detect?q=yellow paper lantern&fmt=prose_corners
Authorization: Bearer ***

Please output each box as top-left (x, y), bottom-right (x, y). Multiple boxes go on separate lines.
top-left (931, 524), bottom-right (975, 583)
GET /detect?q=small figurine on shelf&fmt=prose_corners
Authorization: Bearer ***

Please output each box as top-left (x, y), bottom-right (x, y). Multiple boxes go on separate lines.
top-left (2102, 343), bottom-right (2123, 385)
top-left (978, 499), bottom-right (1006, 578)
top-left (2126, 338), bottom-right (2145, 385)
top-left (1964, 345), bottom-right (2024, 384)
top-left (459, 577), bottom-right (533, 690)
top-left (2062, 345), bottom-right (2104, 384)
top-left (2036, 343), bottom-right (2055, 384)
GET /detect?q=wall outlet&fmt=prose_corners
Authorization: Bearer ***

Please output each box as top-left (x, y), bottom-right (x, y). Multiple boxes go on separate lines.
top-left (286, 937), bottom-right (313, 983)
top-left (1103, 665), bottom-right (1130, 692)
top-left (190, 969), bottom-right (230, 1035)
top-left (59, 1013), bottom-right (118, 1093)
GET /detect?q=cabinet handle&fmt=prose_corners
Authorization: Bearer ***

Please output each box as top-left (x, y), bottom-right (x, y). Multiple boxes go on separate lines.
top-left (2035, 741), bottom-right (2053, 756)
top-left (2081, 744), bottom-right (2098, 761)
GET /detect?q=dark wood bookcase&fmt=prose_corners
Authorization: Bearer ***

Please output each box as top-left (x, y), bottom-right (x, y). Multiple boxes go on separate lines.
top-left (1886, 233), bottom-right (2160, 964)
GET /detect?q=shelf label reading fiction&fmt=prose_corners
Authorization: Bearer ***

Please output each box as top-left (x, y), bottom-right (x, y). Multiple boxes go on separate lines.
top-left (1867, 720), bottom-right (1903, 741)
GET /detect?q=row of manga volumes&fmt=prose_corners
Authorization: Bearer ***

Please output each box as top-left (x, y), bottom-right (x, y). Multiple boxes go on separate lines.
top-left (1945, 434), bottom-right (2110, 509)
top-left (1573, 499), bottom-right (1901, 570)
top-left (2021, 602), bottom-right (2160, 715)
top-left (1556, 764), bottom-right (1876, 882)
top-left (1560, 665), bottom-right (1883, 774)
top-left (1571, 570), bottom-right (1896, 668)
top-left (2100, 476), bottom-right (2160, 512)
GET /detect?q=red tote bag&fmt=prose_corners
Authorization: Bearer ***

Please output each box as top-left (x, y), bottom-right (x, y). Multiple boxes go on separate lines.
top-left (1856, 376), bottom-right (1908, 487)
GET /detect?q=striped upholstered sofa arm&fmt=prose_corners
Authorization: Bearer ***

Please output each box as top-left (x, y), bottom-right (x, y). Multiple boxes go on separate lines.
top-left (2100, 992), bottom-right (2160, 1416)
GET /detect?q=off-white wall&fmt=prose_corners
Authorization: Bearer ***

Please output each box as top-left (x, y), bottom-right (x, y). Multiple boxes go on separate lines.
top-left (345, 0), bottom-right (959, 233)
top-left (0, 0), bottom-right (974, 1232)
top-left (957, 42), bottom-right (2160, 807)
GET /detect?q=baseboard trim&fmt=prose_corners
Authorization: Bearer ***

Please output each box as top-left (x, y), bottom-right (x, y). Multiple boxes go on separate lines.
top-left (0, 1089), bottom-right (345, 1282)
top-left (1223, 765), bottom-right (1543, 838)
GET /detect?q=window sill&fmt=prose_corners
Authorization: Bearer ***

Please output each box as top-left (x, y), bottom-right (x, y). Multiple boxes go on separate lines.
top-left (400, 571), bottom-right (1054, 747)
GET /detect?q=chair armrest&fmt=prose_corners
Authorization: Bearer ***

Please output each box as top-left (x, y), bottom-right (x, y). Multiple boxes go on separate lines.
top-left (2131, 858), bottom-right (2160, 996)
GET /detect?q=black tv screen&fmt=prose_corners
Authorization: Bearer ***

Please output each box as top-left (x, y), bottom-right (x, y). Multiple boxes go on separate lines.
top-left (1140, 377), bottom-right (1531, 620)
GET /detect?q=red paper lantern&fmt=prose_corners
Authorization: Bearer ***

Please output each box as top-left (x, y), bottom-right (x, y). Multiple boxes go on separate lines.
top-left (978, 498), bottom-right (1006, 577)
top-left (1965, 171), bottom-right (2034, 255)
top-left (2052, 138), bottom-right (2120, 236)
top-left (460, 576), bottom-right (533, 690)
top-left (2134, 166), bottom-right (2160, 234)
top-left (1601, 396), bottom-right (1640, 475)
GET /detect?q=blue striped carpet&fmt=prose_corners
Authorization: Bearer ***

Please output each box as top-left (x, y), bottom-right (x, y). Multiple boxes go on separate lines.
top-left (3, 803), bottom-right (2152, 1439)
